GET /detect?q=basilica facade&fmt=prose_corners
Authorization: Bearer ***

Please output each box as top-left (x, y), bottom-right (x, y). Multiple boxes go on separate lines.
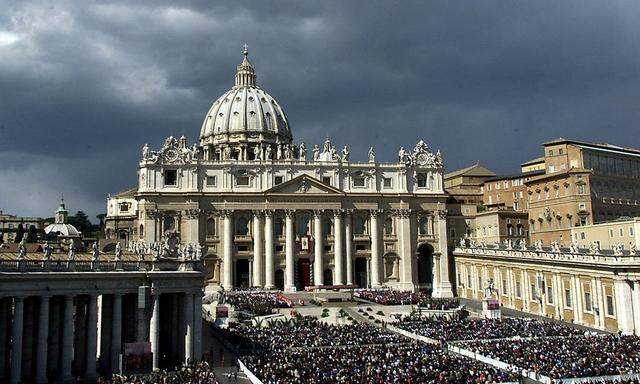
top-left (133, 48), bottom-right (452, 296)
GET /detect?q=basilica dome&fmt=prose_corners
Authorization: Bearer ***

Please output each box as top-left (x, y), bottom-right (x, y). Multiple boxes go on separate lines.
top-left (199, 47), bottom-right (292, 147)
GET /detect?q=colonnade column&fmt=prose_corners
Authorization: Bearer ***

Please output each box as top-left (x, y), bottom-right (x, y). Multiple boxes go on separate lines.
top-left (370, 210), bottom-right (381, 288)
top-left (284, 210), bottom-right (296, 292)
top-left (264, 211), bottom-right (275, 289)
top-left (36, 296), bottom-right (50, 384)
top-left (112, 293), bottom-right (122, 372)
top-left (61, 295), bottom-right (75, 382)
top-left (86, 294), bottom-right (98, 381)
top-left (333, 210), bottom-right (344, 285)
top-left (633, 282), bottom-right (640, 334)
top-left (396, 209), bottom-right (416, 292)
top-left (615, 279), bottom-right (634, 333)
top-left (150, 292), bottom-right (160, 371)
top-left (193, 291), bottom-right (203, 361)
top-left (313, 210), bottom-right (324, 286)
top-left (9, 296), bottom-right (24, 384)
top-left (435, 210), bottom-right (454, 298)
top-left (222, 210), bottom-right (234, 290)
top-left (184, 292), bottom-right (194, 363)
top-left (345, 210), bottom-right (354, 286)
top-left (252, 211), bottom-right (264, 288)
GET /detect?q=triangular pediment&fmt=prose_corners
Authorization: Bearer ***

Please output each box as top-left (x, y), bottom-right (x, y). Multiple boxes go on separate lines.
top-left (265, 175), bottom-right (345, 195)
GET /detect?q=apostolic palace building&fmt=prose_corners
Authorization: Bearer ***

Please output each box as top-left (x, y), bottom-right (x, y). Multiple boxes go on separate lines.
top-left (127, 48), bottom-right (453, 297)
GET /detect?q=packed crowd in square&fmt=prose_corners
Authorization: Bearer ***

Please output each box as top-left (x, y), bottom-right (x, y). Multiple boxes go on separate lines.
top-left (394, 314), bottom-right (583, 342)
top-left (100, 362), bottom-right (220, 384)
top-left (460, 334), bottom-right (640, 380)
top-left (222, 290), bottom-right (292, 316)
top-left (229, 317), bottom-right (519, 383)
top-left (354, 289), bottom-right (459, 309)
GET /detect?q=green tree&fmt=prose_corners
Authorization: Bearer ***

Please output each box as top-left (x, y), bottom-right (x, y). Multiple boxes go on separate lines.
top-left (68, 211), bottom-right (92, 235)
top-left (25, 225), bottom-right (38, 243)
top-left (14, 224), bottom-right (24, 243)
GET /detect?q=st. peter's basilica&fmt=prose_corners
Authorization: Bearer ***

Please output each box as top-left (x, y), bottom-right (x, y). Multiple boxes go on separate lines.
top-left (109, 47), bottom-right (452, 297)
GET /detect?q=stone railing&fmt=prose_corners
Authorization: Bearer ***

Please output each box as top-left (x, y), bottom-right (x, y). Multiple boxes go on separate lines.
top-left (454, 246), bottom-right (640, 266)
top-left (0, 257), bottom-right (204, 273)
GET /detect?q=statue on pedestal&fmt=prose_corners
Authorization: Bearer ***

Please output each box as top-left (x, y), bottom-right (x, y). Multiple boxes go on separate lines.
top-left (92, 242), bottom-right (100, 262)
top-left (368, 147), bottom-right (375, 163)
top-left (115, 242), bottom-right (122, 262)
top-left (299, 142), bottom-right (307, 161)
top-left (312, 145), bottom-right (320, 161)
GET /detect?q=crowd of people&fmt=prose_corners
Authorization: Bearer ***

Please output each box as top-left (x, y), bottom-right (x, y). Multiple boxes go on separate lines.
top-left (101, 362), bottom-right (220, 384)
top-left (354, 289), bottom-right (459, 309)
top-left (461, 334), bottom-right (640, 380)
top-left (395, 314), bottom-right (583, 342)
top-left (222, 291), bottom-right (292, 316)
top-left (228, 318), bottom-right (519, 383)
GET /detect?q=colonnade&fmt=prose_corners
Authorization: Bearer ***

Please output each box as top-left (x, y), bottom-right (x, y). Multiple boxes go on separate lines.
top-left (218, 208), bottom-right (451, 294)
top-left (0, 290), bottom-right (202, 384)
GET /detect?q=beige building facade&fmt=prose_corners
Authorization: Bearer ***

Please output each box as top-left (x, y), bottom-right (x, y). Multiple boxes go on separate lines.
top-left (571, 217), bottom-right (640, 250)
top-left (454, 244), bottom-right (640, 333)
top-left (131, 49), bottom-right (453, 296)
top-left (105, 187), bottom-right (138, 243)
top-left (0, 212), bottom-right (43, 243)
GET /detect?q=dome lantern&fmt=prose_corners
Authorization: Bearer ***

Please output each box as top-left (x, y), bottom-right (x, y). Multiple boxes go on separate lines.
top-left (235, 44), bottom-right (256, 87)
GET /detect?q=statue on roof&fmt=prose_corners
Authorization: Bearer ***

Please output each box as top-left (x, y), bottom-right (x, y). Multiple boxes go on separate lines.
top-left (68, 239), bottom-right (75, 261)
top-left (92, 242), bottom-right (99, 262)
top-left (312, 144), bottom-right (320, 161)
top-left (299, 142), bottom-right (307, 161)
top-left (342, 145), bottom-right (350, 162)
top-left (115, 242), bottom-right (122, 262)
top-left (368, 147), bottom-right (375, 163)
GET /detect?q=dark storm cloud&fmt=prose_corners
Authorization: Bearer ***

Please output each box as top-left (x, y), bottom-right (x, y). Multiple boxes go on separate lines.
top-left (2, 0), bottom-right (640, 219)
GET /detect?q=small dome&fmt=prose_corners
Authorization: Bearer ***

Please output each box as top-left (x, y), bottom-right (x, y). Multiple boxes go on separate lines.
top-left (45, 223), bottom-right (80, 237)
top-left (199, 47), bottom-right (292, 146)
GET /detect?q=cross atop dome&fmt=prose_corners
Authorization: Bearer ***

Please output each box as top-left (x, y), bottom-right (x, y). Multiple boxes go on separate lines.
top-left (235, 44), bottom-right (256, 87)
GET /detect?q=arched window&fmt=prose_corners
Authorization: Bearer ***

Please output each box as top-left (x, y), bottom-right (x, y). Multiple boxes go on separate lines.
top-left (163, 216), bottom-right (176, 232)
top-left (235, 215), bottom-right (250, 236)
top-left (139, 224), bottom-right (144, 237)
top-left (384, 218), bottom-right (393, 236)
top-left (322, 219), bottom-right (332, 237)
top-left (206, 218), bottom-right (216, 236)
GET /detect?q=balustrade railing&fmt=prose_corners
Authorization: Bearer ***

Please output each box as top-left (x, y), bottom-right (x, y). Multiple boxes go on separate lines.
top-left (0, 257), bottom-right (204, 273)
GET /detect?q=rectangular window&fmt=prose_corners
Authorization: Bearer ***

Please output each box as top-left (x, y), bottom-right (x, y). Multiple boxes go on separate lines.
top-left (417, 173), bottom-right (428, 188)
top-left (383, 177), bottom-right (392, 188)
top-left (322, 176), bottom-right (331, 186)
top-left (206, 175), bottom-right (217, 187)
top-left (502, 279), bottom-right (508, 295)
top-left (606, 295), bottom-right (615, 316)
top-left (275, 176), bottom-right (284, 185)
top-left (565, 288), bottom-right (572, 307)
top-left (619, 228), bottom-right (624, 237)
top-left (630, 227), bottom-right (635, 236)
top-left (164, 169), bottom-right (177, 186)
top-left (236, 175), bottom-right (250, 186)
top-left (467, 274), bottom-right (472, 287)
top-left (516, 281), bottom-right (522, 298)
top-left (584, 292), bottom-right (592, 312)
top-left (610, 229), bottom-right (614, 238)
top-left (577, 185), bottom-right (585, 194)
top-left (531, 284), bottom-right (537, 300)
top-left (353, 176), bottom-right (366, 187)
top-left (546, 286), bottom-right (554, 304)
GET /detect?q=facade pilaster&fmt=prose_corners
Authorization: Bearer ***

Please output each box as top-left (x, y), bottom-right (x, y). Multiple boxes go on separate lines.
top-left (615, 279), bottom-right (634, 333)
top-left (434, 210), bottom-right (453, 298)
top-left (112, 293), bottom-right (122, 373)
top-left (396, 209), bottom-right (415, 292)
top-left (150, 292), bottom-right (160, 371)
top-left (344, 210), bottom-right (354, 285)
top-left (61, 295), bottom-right (75, 382)
top-left (86, 294), bottom-right (98, 381)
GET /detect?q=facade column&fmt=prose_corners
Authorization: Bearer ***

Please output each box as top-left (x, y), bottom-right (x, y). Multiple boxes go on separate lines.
top-left (396, 209), bottom-right (416, 292)
top-left (222, 210), bottom-right (234, 290)
top-left (313, 210), bottom-right (324, 286)
top-left (284, 210), bottom-right (296, 292)
top-left (150, 292), bottom-right (160, 371)
top-left (435, 210), bottom-right (453, 297)
top-left (184, 293), bottom-right (194, 363)
top-left (36, 295), bottom-right (50, 384)
top-left (86, 294), bottom-right (98, 381)
top-left (193, 291), bottom-right (203, 362)
top-left (633, 281), bottom-right (640, 335)
top-left (264, 211), bottom-right (275, 289)
top-left (112, 293), bottom-right (122, 373)
top-left (252, 211), bottom-right (264, 288)
top-left (333, 210), bottom-right (344, 285)
top-left (573, 276), bottom-right (583, 324)
top-left (614, 279), bottom-right (634, 333)
top-left (345, 210), bottom-right (354, 286)
top-left (370, 210), bottom-right (382, 288)
top-left (9, 296), bottom-right (24, 384)
top-left (61, 295), bottom-right (75, 382)
top-left (595, 278), bottom-right (606, 329)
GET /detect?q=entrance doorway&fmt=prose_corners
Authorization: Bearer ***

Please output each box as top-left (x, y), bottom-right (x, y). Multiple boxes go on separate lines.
top-left (354, 258), bottom-right (368, 288)
top-left (416, 243), bottom-right (434, 292)
top-left (297, 258), bottom-right (311, 289)
top-left (235, 259), bottom-right (250, 288)
top-left (323, 269), bottom-right (333, 286)
top-left (275, 269), bottom-right (285, 291)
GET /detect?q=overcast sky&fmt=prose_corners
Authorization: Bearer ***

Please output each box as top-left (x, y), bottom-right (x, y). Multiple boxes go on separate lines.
top-left (2, 1), bottom-right (640, 221)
